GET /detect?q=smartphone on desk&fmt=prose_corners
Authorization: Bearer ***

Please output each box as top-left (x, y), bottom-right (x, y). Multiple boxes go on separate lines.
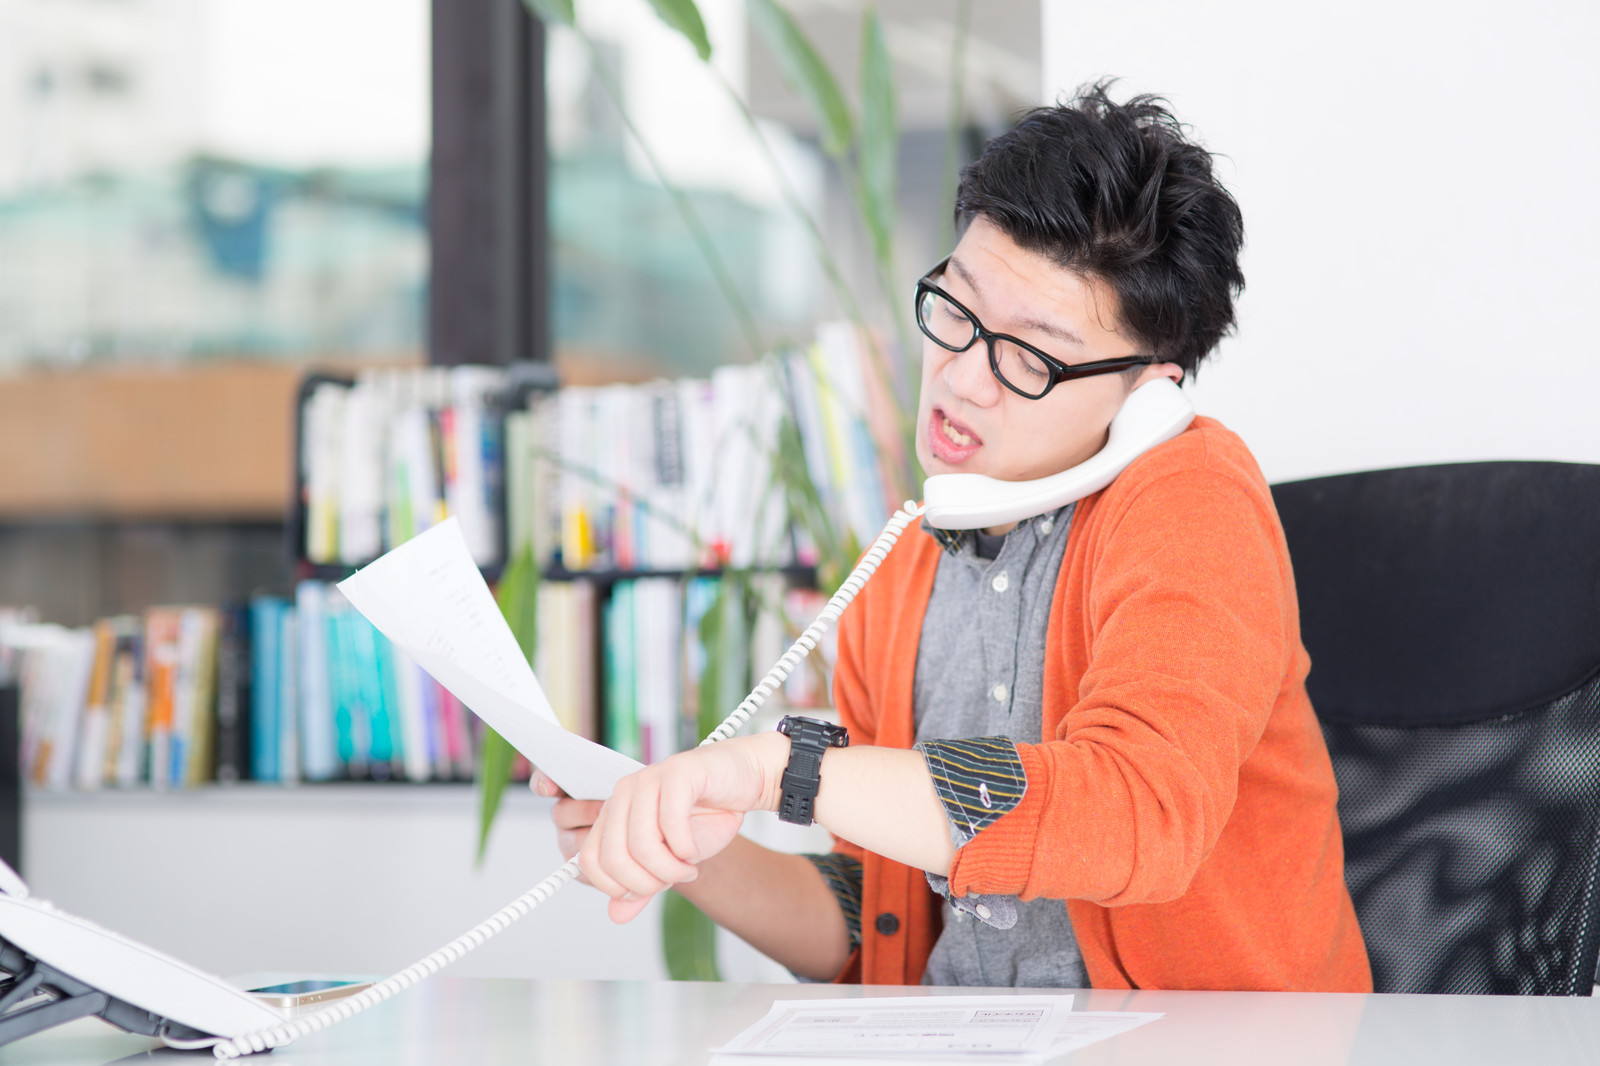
top-left (248, 979), bottom-right (373, 1010)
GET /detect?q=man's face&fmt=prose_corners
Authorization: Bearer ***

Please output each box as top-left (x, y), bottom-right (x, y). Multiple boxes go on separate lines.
top-left (915, 217), bottom-right (1182, 522)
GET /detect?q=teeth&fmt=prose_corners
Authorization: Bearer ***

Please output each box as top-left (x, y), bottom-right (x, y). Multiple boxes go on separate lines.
top-left (941, 416), bottom-right (974, 446)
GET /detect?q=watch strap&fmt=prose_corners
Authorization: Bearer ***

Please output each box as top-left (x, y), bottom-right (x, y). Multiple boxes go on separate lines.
top-left (776, 716), bottom-right (848, 826)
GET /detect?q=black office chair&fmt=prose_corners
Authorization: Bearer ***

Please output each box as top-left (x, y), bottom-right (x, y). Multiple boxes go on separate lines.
top-left (1272, 461), bottom-right (1600, 996)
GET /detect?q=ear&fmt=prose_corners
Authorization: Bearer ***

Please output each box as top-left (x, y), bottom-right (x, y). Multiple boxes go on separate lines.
top-left (1130, 362), bottom-right (1184, 389)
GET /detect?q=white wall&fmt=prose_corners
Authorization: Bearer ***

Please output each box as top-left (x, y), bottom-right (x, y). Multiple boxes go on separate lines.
top-left (24, 785), bottom-right (818, 986)
top-left (1043, 0), bottom-right (1600, 482)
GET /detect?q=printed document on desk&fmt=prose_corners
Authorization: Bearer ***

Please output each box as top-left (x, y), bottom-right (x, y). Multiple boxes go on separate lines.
top-left (715, 995), bottom-right (1073, 1058)
top-left (337, 519), bottom-right (643, 799)
top-left (713, 996), bottom-right (1162, 1064)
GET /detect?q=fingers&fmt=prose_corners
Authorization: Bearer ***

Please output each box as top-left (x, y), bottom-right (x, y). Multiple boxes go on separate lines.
top-left (550, 796), bottom-right (603, 832)
top-left (658, 774), bottom-right (701, 865)
top-left (626, 777), bottom-right (700, 884)
top-left (530, 770), bottom-right (568, 798)
top-left (578, 775), bottom-right (704, 920)
top-left (575, 747), bottom-right (768, 922)
top-left (608, 894), bottom-right (653, 924)
top-left (597, 788), bottom-right (680, 900)
top-left (580, 790), bottom-right (664, 906)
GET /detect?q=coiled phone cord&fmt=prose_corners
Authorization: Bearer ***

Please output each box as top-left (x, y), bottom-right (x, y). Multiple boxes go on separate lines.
top-left (212, 500), bottom-right (928, 1059)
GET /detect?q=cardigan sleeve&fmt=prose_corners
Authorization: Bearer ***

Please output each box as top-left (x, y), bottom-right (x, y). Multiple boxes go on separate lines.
top-left (825, 584), bottom-right (875, 874)
top-left (945, 465), bottom-right (1296, 906)
top-left (801, 852), bottom-right (864, 946)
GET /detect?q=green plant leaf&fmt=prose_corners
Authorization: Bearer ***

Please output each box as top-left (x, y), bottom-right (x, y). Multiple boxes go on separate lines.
top-left (698, 573), bottom-right (751, 735)
top-left (521, 0), bottom-right (575, 27)
top-left (859, 7), bottom-right (897, 266)
top-left (646, 0), bottom-right (713, 61)
top-left (475, 728), bottom-right (516, 865)
top-left (662, 891), bottom-right (722, 980)
top-left (476, 545), bottom-right (541, 864)
top-left (746, 0), bottom-right (853, 157)
top-left (662, 575), bottom-right (751, 983)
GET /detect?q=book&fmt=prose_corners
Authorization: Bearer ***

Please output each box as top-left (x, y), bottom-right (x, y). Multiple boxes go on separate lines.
top-left (248, 597), bottom-right (283, 783)
top-left (392, 646), bottom-right (432, 782)
top-left (303, 382), bottom-right (346, 565)
top-left (73, 618), bottom-right (120, 790)
top-left (111, 625), bottom-right (148, 787)
top-left (21, 625), bottom-right (96, 791)
top-left (603, 580), bottom-right (639, 761)
top-left (144, 608), bottom-right (184, 790)
top-left (339, 377), bottom-right (386, 565)
top-left (277, 608), bottom-right (300, 784)
top-left (174, 606), bottom-right (220, 786)
top-left (296, 582), bottom-right (338, 782)
top-left (213, 604), bottom-right (251, 783)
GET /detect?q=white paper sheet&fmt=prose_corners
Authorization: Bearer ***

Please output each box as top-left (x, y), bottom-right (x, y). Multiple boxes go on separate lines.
top-left (337, 519), bottom-right (643, 799)
top-left (1039, 1011), bottom-right (1162, 1055)
top-left (713, 995), bottom-right (1074, 1059)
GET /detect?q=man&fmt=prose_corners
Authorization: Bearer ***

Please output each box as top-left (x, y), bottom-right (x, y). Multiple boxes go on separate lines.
top-left (535, 82), bottom-right (1372, 991)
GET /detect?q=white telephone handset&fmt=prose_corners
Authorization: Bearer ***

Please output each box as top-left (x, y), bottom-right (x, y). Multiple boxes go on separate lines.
top-left (923, 377), bottom-right (1195, 531)
top-left (11, 381), bottom-right (1198, 1059)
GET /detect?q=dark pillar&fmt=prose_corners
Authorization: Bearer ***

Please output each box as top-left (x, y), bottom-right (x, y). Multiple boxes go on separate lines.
top-left (0, 685), bottom-right (19, 875)
top-left (430, 0), bottom-right (550, 366)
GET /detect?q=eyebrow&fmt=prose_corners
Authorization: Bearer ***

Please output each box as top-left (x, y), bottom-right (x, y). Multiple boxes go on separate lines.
top-left (946, 255), bottom-right (1087, 349)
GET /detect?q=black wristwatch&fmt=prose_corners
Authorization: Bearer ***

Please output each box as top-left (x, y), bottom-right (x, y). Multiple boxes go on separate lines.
top-left (776, 716), bottom-right (850, 826)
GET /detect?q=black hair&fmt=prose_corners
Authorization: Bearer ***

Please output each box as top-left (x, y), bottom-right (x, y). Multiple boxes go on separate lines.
top-left (954, 80), bottom-right (1245, 378)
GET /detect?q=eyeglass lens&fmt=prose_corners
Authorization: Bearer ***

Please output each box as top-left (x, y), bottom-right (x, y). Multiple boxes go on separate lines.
top-left (917, 288), bottom-right (1055, 398)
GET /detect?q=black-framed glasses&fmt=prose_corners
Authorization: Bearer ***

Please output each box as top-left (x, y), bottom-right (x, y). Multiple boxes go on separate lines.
top-left (914, 257), bottom-right (1158, 400)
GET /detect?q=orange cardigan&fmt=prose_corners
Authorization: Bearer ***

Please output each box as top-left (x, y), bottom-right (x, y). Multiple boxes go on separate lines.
top-left (828, 417), bottom-right (1372, 991)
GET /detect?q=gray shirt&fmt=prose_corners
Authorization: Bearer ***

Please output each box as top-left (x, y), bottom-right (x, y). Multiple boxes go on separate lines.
top-left (912, 505), bottom-right (1089, 989)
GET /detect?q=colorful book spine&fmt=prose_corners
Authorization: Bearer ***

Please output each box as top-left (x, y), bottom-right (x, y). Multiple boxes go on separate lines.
top-left (73, 619), bottom-right (118, 791)
top-left (144, 608), bottom-right (183, 789)
top-left (248, 597), bottom-right (282, 783)
top-left (277, 609), bottom-right (300, 784)
top-left (112, 627), bottom-right (147, 787)
top-left (371, 627), bottom-right (404, 780)
top-left (296, 582), bottom-right (338, 781)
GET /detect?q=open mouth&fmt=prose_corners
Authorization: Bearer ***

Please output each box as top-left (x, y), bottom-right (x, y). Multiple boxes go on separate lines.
top-left (928, 407), bottom-right (982, 462)
top-left (940, 414), bottom-right (975, 446)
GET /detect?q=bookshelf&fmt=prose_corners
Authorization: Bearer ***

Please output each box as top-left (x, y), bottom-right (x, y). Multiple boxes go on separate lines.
top-left (3, 346), bottom-right (885, 991)
top-left (4, 327), bottom-right (893, 794)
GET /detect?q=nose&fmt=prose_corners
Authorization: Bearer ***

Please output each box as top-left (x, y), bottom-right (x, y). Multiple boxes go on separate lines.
top-left (940, 337), bottom-right (1003, 406)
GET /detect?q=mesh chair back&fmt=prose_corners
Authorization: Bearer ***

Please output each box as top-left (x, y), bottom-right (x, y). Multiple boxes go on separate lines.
top-left (1272, 461), bottom-right (1600, 995)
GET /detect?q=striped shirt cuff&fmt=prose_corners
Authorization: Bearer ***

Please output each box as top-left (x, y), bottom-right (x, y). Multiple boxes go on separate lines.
top-left (915, 736), bottom-right (1028, 845)
top-left (803, 852), bottom-right (864, 948)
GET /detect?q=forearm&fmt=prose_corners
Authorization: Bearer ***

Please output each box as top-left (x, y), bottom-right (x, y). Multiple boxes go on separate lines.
top-left (743, 731), bottom-right (955, 876)
top-left (812, 744), bottom-right (955, 876)
top-left (567, 732), bottom-right (955, 968)
top-left (673, 834), bottom-right (852, 981)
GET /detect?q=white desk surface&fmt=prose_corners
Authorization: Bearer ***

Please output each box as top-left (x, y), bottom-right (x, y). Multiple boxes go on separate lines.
top-left (4, 978), bottom-right (1599, 1066)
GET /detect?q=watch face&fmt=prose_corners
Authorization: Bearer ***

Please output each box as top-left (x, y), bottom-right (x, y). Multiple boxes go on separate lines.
top-left (780, 716), bottom-right (848, 746)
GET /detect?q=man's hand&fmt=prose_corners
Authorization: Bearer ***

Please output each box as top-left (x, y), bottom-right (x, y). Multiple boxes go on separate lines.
top-left (544, 733), bottom-right (790, 923)
top-left (532, 771), bottom-right (602, 885)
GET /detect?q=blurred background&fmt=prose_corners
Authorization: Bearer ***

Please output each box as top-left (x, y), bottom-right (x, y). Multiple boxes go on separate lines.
top-left (0, 0), bottom-right (1042, 987)
top-left (0, 0), bottom-right (1037, 624)
top-left (0, 0), bottom-right (1594, 991)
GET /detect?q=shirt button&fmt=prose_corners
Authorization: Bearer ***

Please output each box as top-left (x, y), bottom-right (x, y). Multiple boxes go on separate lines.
top-left (975, 903), bottom-right (993, 921)
top-left (990, 572), bottom-right (1009, 593)
top-left (875, 912), bottom-right (900, 936)
top-left (1039, 517), bottom-right (1054, 535)
top-left (991, 683), bottom-right (1009, 703)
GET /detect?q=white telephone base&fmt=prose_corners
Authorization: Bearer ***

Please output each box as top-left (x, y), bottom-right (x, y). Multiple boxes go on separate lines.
top-left (922, 377), bottom-right (1196, 531)
top-left (0, 862), bottom-right (285, 1051)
